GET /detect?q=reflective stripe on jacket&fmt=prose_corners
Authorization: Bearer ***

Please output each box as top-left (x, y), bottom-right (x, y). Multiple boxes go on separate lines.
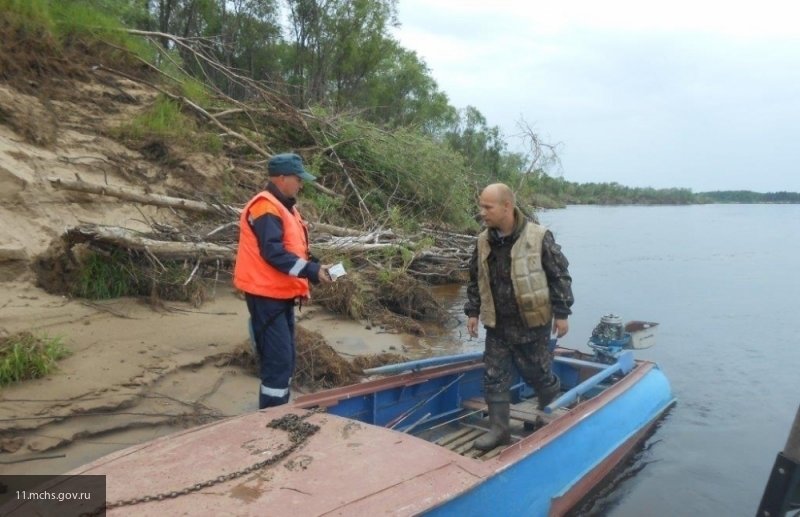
top-left (477, 221), bottom-right (552, 328)
top-left (233, 190), bottom-right (310, 299)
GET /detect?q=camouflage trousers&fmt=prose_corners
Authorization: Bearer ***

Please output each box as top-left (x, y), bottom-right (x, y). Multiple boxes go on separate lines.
top-left (483, 327), bottom-right (556, 396)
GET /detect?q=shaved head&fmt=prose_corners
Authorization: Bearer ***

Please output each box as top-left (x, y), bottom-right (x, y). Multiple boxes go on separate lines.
top-left (482, 183), bottom-right (515, 206)
top-left (478, 183), bottom-right (516, 234)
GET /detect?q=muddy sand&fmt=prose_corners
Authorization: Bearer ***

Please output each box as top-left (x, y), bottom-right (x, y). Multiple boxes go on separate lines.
top-left (0, 280), bottom-right (432, 476)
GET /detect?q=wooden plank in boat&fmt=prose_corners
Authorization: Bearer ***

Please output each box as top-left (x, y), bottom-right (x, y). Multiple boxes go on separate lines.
top-left (464, 448), bottom-right (487, 459)
top-left (452, 432), bottom-right (487, 455)
top-left (444, 429), bottom-right (484, 451)
top-left (512, 400), bottom-right (566, 424)
top-left (481, 445), bottom-right (505, 460)
top-left (435, 427), bottom-right (473, 447)
top-left (462, 398), bottom-right (545, 425)
top-left (464, 398), bottom-right (568, 424)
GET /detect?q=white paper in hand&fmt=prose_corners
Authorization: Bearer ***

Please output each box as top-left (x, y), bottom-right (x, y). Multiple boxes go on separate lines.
top-left (328, 263), bottom-right (347, 280)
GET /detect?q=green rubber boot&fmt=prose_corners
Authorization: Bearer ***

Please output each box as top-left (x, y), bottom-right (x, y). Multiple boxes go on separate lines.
top-left (536, 375), bottom-right (561, 410)
top-left (474, 393), bottom-right (511, 451)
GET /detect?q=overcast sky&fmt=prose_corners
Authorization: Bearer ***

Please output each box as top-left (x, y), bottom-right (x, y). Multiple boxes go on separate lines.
top-left (392, 0), bottom-right (800, 192)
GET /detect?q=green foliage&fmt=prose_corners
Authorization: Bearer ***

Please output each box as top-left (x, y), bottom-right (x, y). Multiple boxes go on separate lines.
top-left (156, 51), bottom-right (215, 108)
top-left (376, 266), bottom-right (405, 284)
top-left (1, 0), bottom-right (156, 66)
top-left (523, 174), bottom-right (700, 206)
top-left (698, 190), bottom-right (800, 203)
top-left (126, 96), bottom-right (190, 139)
top-left (444, 106), bottom-right (512, 182)
top-left (284, 0), bottom-right (397, 106)
top-left (367, 244), bottom-right (416, 275)
top-left (70, 248), bottom-right (209, 305)
top-left (50, 1), bottom-right (124, 36)
top-left (8, 0), bottom-right (738, 214)
top-left (203, 132), bottom-right (223, 154)
top-left (116, 95), bottom-right (220, 152)
top-left (180, 77), bottom-right (212, 108)
top-left (413, 236), bottom-right (435, 251)
top-left (303, 188), bottom-right (344, 223)
top-left (146, 263), bottom-right (208, 307)
top-left (0, 333), bottom-right (70, 386)
top-left (386, 205), bottom-right (417, 233)
top-left (0, 0), bottom-right (54, 31)
top-left (72, 249), bottom-right (137, 299)
top-left (48, 1), bottom-right (151, 54)
top-left (310, 117), bottom-right (475, 228)
top-left (359, 44), bottom-right (457, 131)
top-left (66, 0), bottom-right (150, 28)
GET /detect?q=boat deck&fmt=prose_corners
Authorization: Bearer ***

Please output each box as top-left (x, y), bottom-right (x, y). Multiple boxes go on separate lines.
top-left (416, 396), bottom-right (569, 460)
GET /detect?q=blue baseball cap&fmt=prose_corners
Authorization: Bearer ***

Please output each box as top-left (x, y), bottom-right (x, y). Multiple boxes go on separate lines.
top-left (267, 153), bottom-right (316, 181)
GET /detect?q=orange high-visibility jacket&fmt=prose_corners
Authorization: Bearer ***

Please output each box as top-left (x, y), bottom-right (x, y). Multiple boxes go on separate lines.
top-left (233, 190), bottom-right (310, 299)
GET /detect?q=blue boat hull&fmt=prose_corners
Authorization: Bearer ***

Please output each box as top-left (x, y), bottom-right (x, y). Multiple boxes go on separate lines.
top-left (425, 364), bottom-right (673, 516)
top-left (58, 350), bottom-right (673, 517)
top-left (295, 354), bottom-right (675, 517)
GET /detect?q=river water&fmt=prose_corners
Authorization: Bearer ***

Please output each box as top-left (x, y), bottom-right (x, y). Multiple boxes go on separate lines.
top-left (432, 204), bottom-right (800, 516)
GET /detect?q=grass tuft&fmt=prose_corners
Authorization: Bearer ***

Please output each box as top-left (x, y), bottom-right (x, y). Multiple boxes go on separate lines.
top-left (0, 332), bottom-right (70, 386)
top-left (72, 249), bottom-right (137, 299)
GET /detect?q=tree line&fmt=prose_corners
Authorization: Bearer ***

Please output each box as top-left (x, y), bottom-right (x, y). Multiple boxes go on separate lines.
top-left (5, 0), bottom-right (797, 213)
top-left (82, 0), bottom-right (559, 189)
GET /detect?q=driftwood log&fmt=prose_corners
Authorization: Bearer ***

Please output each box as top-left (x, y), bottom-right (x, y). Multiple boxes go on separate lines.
top-left (66, 224), bottom-right (234, 262)
top-left (48, 176), bottom-right (237, 216)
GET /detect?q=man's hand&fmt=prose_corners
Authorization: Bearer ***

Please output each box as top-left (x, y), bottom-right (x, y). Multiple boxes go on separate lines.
top-left (467, 316), bottom-right (479, 339)
top-left (552, 318), bottom-right (569, 338)
top-left (318, 265), bottom-right (333, 284)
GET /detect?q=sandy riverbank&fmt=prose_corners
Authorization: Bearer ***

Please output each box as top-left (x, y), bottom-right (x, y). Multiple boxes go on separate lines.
top-left (0, 281), bottom-right (432, 475)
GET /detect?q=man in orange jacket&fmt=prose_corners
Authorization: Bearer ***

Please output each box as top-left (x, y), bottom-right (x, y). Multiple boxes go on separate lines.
top-left (234, 153), bottom-right (332, 408)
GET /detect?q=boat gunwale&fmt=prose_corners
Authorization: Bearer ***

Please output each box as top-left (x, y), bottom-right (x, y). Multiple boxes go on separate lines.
top-left (295, 350), bottom-right (665, 474)
top-left (492, 361), bottom-right (658, 464)
top-left (291, 359), bottom-right (485, 409)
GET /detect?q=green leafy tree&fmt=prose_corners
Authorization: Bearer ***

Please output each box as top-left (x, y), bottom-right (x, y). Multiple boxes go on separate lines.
top-left (357, 43), bottom-right (456, 131)
top-left (445, 106), bottom-right (508, 180)
top-left (283, 0), bottom-right (397, 106)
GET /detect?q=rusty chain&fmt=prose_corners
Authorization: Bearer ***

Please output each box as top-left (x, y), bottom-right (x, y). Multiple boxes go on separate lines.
top-left (80, 409), bottom-right (323, 516)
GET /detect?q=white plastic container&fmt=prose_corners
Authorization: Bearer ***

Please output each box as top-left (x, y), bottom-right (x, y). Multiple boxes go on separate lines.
top-left (624, 321), bottom-right (658, 349)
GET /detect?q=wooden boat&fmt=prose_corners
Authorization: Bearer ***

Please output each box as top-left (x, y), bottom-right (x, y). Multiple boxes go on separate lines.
top-left (16, 318), bottom-right (674, 516)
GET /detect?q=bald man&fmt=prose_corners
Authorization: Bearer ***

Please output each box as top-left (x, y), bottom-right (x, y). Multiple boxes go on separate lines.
top-left (464, 183), bottom-right (574, 450)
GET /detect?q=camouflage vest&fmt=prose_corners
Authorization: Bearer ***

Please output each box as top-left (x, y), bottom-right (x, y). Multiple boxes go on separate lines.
top-left (476, 222), bottom-right (552, 328)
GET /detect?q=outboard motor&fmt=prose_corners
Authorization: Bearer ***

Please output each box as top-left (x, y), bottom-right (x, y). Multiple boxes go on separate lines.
top-left (588, 314), bottom-right (631, 361)
top-left (588, 314), bottom-right (658, 362)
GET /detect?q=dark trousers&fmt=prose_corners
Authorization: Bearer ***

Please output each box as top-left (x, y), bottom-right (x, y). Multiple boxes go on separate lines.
top-left (483, 326), bottom-right (555, 396)
top-left (246, 294), bottom-right (295, 409)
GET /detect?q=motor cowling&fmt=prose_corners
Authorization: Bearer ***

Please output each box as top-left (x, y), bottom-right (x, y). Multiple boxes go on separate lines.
top-left (588, 314), bottom-right (632, 358)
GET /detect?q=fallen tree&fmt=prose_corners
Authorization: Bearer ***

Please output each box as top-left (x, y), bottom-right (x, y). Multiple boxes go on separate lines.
top-left (65, 225), bottom-right (235, 262)
top-left (55, 220), bottom-right (472, 286)
top-left (48, 176), bottom-right (237, 216)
